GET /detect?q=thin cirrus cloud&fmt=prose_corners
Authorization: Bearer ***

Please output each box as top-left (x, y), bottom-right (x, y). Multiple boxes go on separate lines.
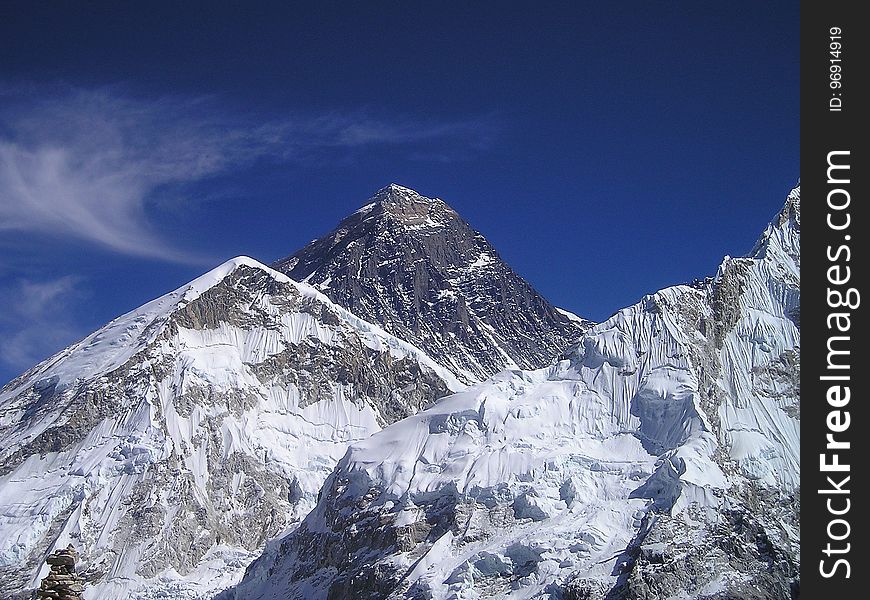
top-left (0, 275), bottom-right (83, 373)
top-left (0, 87), bottom-right (495, 264)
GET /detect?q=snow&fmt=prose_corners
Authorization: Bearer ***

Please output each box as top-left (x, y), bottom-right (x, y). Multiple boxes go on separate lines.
top-left (467, 253), bottom-right (493, 270)
top-left (555, 307), bottom-right (589, 326)
top-left (2, 185), bottom-right (801, 600)
top-left (0, 255), bottom-right (464, 599)
top-left (352, 202), bottom-right (376, 215)
top-left (235, 186), bottom-right (801, 599)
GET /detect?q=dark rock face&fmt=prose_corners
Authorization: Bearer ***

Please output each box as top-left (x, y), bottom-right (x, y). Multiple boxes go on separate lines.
top-left (273, 184), bottom-right (590, 382)
top-left (38, 546), bottom-right (85, 600)
top-left (611, 501), bottom-right (799, 600)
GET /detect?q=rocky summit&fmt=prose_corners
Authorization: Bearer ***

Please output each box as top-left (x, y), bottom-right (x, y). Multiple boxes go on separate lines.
top-left (273, 184), bottom-right (591, 383)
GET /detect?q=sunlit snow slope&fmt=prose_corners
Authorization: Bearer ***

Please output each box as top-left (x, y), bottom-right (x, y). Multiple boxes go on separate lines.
top-left (0, 257), bottom-right (462, 600)
top-left (231, 186), bottom-right (800, 600)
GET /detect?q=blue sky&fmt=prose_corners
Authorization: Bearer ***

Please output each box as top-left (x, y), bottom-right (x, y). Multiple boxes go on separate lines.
top-left (0, 2), bottom-right (798, 385)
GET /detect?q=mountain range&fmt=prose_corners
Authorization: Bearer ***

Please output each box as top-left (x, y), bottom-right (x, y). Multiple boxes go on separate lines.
top-left (0, 184), bottom-right (799, 600)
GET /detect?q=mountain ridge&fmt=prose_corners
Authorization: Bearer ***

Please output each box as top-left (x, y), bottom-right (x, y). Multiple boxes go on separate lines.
top-left (273, 184), bottom-right (592, 383)
top-left (230, 184), bottom-right (801, 600)
top-left (0, 183), bottom-right (800, 600)
top-left (0, 256), bottom-right (462, 599)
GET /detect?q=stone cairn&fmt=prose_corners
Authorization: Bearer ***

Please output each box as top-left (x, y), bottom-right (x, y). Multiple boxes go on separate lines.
top-left (37, 546), bottom-right (84, 600)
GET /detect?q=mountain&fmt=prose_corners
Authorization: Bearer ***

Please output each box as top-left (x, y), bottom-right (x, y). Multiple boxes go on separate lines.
top-left (230, 185), bottom-right (800, 599)
top-left (272, 184), bottom-right (591, 383)
top-left (0, 257), bottom-right (462, 599)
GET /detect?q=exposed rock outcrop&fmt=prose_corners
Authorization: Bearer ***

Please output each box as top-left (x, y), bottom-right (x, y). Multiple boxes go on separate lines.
top-left (274, 184), bottom-right (591, 382)
top-left (37, 546), bottom-right (84, 600)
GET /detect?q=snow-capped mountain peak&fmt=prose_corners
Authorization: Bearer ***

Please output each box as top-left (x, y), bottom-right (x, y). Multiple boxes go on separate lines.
top-left (343, 184), bottom-right (457, 234)
top-left (751, 184), bottom-right (800, 268)
top-left (1, 183), bottom-right (800, 600)
top-left (0, 256), bottom-right (462, 599)
top-left (2, 256), bottom-right (266, 402)
top-left (273, 185), bottom-right (591, 383)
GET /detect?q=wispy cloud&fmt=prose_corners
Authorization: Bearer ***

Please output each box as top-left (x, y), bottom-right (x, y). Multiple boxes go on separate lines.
top-left (0, 275), bottom-right (84, 373)
top-left (333, 117), bottom-right (495, 147)
top-left (0, 86), bottom-right (495, 263)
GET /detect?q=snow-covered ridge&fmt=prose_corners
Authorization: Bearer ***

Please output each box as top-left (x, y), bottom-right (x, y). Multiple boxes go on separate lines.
top-left (0, 257), bottom-right (460, 408)
top-left (1, 257), bottom-right (272, 405)
top-left (231, 185), bottom-right (800, 600)
top-left (0, 255), bottom-right (463, 600)
top-left (555, 307), bottom-right (587, 325)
